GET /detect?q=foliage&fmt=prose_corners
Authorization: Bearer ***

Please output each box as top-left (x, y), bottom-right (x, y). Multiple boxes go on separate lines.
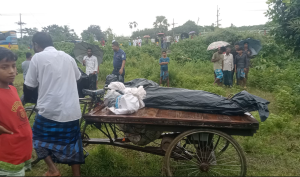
top-left (266, 0), bottom-right (300, 53)
top-left (153, 16), bottom-right (170, 33)
top-left (128, 21), bottom-right (138, 30)
top-left (42, 25), bottom-right (79, 42)
top-left (172, 20), bottom-right (199, 35)
top-left (81, 25), bottom-right (105, 41)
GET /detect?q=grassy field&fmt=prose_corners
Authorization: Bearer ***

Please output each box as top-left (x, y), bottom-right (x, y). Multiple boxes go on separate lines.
top-left (13, 58), bottom-right (300, 176)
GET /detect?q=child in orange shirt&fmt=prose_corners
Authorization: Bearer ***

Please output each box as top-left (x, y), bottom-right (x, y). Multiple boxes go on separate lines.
top-left (0, 47), bottom-right (32, 176)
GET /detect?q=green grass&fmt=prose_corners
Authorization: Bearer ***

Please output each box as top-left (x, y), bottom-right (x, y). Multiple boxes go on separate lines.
top-left (13, 58), bottom-right (299, 176)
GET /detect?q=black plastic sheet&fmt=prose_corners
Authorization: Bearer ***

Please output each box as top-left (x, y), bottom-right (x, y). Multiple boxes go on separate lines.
top-left (123, 78), bottom-right (270, 121)
top-left (77, 68), bottom-right (89, 98)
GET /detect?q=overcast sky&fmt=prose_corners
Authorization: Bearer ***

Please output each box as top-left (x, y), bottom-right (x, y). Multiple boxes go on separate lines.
top-left (0, 0), bottom-right (269, 37)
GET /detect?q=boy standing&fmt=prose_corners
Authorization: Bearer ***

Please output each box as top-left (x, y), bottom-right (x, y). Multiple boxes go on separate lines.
top-left (159, 51), bottom-right (170, 87)
top-left (235, 47), bottom-right (248, 88)
top-left (211, 47), bottom-right (226, 86)
top-left (0, 47), bottom-right (32, 176)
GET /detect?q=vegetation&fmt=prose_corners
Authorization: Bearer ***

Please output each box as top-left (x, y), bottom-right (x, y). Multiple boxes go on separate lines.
top-left (8, 1), bottom-right (300, 175)
top-left (266, 0), bottom-right (300, 53)
top-left (12, 26), bottom-right (299, 175)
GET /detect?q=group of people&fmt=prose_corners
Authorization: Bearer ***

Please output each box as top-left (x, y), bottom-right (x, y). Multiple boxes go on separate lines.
top-left (0, 32), bottom-right (127, 176)
top-left (211, 42), bottom-right (252, 88)
top-left (130, 37), bottom-right (142, 47)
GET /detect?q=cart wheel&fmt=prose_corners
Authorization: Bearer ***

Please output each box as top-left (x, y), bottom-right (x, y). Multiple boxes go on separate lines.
top-left (163, 129), bottom-right (247, 176)
top-left (31, 149), bottom-right (40, 166)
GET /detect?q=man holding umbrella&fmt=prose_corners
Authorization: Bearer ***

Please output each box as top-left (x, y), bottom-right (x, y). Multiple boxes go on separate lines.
top-left (112, 41), bottom-right (126, 82)
top-left (83, 48), bottom-right (99, 88)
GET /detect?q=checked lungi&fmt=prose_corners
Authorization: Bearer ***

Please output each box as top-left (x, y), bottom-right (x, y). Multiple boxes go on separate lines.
top-left (32, 115), bottom-right (85, 165)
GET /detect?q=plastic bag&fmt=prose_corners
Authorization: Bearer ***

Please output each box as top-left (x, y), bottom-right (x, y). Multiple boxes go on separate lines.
top-left (109, 94), bottom-right (140, 114)
top-left (124, 78), bottom-right (159, 88)
top-left (88, 74), bottom-right (97, 90)
top-left (108, 82), bottom-right (146, 109)
top-left (105, 74), bottom-right (119, 85)
top-left (104, 90), bottom-right (121, 107)
top-left (117, 124), bottom-right (162, 146)
top-left (123, 78), bottom-right (270, 122)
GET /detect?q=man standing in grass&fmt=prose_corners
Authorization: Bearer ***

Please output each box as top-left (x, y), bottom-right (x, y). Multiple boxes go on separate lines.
top-left (25, 32), bottom-right (84, 176)
top-left (159, 50), bottom-right (170, 87)
top-left (112, 41), bottom-right (126, 83)
top-left (211, 47), bottom-right (226, 86)
top-left (243, 42), bottom-right (252, 85)
top-left (235, 47), bottom-right (247, 88)
top-left (223, 47), bottom-right (234, 87)
top-left (21, 52), bottom-right (32, 81)
top-left (83, 48), bottom-right (99, 89)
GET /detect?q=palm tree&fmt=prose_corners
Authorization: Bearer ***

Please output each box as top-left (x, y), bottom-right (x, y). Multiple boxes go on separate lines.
top-left (153, 16), bottom-right (170, 33)
top-left (129, 21), bottom-right (138, 33)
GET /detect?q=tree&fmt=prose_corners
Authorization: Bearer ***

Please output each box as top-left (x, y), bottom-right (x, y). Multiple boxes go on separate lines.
top-left (266, 0), bottom-right (300, 52)
top-left (129, 21), bottom-right (138, 30)
top-left (172, 20), bottom-right (199, 34)
top-left (153, 16), bottom-right (170, 33)
top-left (81, 25), bottom-right (105, 41)
top-left (42, 25), bottom-right (78, 42)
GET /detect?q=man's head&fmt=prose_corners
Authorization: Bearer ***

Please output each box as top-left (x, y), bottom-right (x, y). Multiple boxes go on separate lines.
top-left (87, 48), bottom-right (92, 57)
top-left (244, 42), bottom-right (249, 49)
top-left (234, 43), bottom-right (240, 51)
top-left (26, 52), bottom-right (32, 60)
top-left (32, 32), bottom-right (53, 53)
top-left (226, 47), bottom-right (231, 54)
top-left (0, 47), bottom-right (17, 86)
top-left (237, 47), bottom-right (243, 55)
top-left (218, 47), bottom-right (226, 54)
top-left (162, 50), bottom-right (167, 58)
top-left (112, 41), bottom-right (120, 52)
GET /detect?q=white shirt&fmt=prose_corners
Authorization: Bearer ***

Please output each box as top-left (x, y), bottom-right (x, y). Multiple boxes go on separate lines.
top-left (166, 36), bottom-right (171, 42)
top-left (83, 55), bottom-right (98, 75)
top-left (223, 53), bottom-right (234, 71)
top-left (25, 46), bottom-right (81, 122)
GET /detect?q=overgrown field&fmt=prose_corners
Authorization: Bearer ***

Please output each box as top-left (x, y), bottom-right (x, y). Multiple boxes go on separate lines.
top-left (13, 29), bottom-right (300, 176)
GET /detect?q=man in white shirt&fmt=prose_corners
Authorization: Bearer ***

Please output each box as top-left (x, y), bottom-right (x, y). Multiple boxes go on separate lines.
top-left (83, 48), bottom-right (98, 88)
top-left (223, 47), bottom-right (234, 87)
top-left (25, 32), bottom-right (84, 176)
top-left (138, 37), bottom-right (142, 47)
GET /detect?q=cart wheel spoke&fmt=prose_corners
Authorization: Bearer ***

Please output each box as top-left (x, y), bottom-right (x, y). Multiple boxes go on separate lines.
top-left (164, 129), bottom-right (247, 176)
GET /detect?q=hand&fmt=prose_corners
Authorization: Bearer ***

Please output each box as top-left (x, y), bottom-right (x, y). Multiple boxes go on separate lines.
top-left (93, 71), bottom-right (97, 75)
top-left (119, 68), bottom-right (123, 75)
top-left (248, 51), bottom-right (250, 55)
top-left (244, 68), bottom-right (247, 72)
top-left (0, 125), bottom-right (13, 135)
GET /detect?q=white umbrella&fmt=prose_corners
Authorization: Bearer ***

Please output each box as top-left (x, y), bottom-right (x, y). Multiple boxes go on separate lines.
top-left (207, 41), bottom-right (230, 51)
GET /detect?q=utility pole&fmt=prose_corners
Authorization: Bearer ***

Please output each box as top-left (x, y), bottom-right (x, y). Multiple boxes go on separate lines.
top-left (171, 18), bottom-right (177, 39)
top-left (16, 13), bottom-right (26, 38)
top-left (216, 6), bottom-right (221, 27)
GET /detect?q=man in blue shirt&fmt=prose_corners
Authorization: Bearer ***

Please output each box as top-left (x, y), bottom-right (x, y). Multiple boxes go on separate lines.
top-left (112, 41), bottom-right (126, 82)
top-left (159, 50), bottom-right (170, 87)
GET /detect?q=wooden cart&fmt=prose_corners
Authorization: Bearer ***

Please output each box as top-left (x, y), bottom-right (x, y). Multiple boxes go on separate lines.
top-left (81, 102), bottom-right (259, 176)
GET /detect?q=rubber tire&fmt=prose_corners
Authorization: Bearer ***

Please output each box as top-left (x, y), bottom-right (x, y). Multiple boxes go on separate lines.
top-left (163, 129), bottom-right (247, 177)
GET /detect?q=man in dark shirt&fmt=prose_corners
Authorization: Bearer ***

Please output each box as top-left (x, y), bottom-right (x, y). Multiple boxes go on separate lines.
top-left (112, 41), bottom-right (126, 83)
top-left (243, 42), bottom-right (252, 79)
top-left (231, 43), bottom-right (240, 84)
top-left (234, 47), bottom-right (248, 88)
